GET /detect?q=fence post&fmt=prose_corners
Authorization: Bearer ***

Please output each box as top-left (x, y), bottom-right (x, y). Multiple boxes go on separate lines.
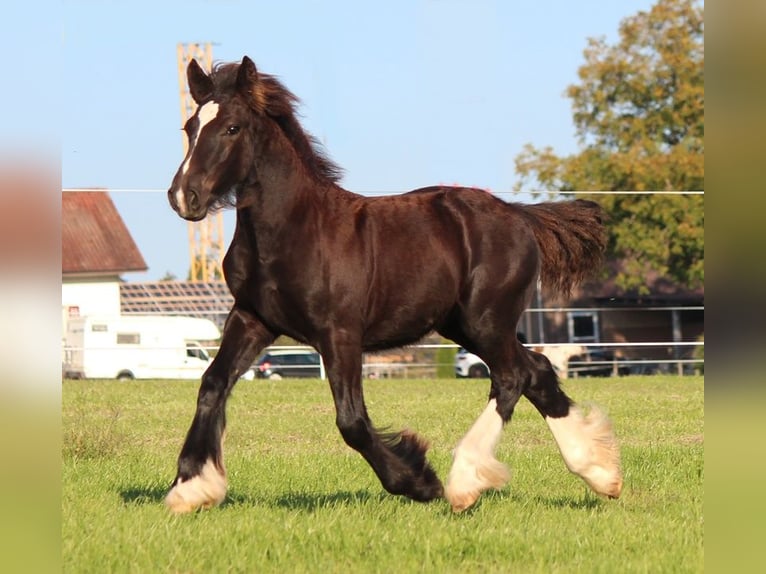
top-left (672, 309), bottom-right (683, 376)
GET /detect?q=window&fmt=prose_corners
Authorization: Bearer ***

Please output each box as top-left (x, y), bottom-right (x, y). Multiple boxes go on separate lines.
top-left (116, 333), bottom-right (140, 345)
top-left (186, 345), bottom-right (209, 361)
top-left (567, 311), bottom-right (599, 343)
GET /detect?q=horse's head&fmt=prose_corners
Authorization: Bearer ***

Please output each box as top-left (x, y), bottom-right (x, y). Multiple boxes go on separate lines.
top-left (168, 56), bottom-right (264, 221)
top-left (168, 56), bottom-right (342, 221)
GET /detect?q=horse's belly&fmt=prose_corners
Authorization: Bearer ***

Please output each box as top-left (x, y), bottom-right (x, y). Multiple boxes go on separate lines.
top-left (362, 292), bottom-right (453, 348)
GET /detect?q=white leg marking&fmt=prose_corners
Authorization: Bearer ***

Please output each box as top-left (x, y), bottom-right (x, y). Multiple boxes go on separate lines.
top-left (446, 398), bottom-right (510, 512)
top-left (176, 101), bottom-right (220, 216)
top-left (165, 458), bottom-right (227, 514)
top-left (546, 405), bottom-right (623, 498)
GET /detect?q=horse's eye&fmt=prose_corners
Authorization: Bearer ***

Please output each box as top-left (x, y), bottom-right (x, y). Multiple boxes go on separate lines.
top-left (226, 125), bottom-right (241, 136)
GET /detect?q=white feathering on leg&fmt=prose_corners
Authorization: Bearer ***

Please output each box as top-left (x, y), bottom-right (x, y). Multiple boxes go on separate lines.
top-left (546, 405), bottom-right (623, 498)
top-left (445, 399), bottom-right (509, 512)
top-left (165, 459), bottom-right (228, 514)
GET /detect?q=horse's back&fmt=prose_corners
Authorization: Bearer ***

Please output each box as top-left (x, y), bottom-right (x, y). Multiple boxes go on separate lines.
top-left (365, 185), bottom-right (525, 226)
top-left (351, 186), bottom-right (539, 346)
top-left (357, 185), bottom-right (537, 277)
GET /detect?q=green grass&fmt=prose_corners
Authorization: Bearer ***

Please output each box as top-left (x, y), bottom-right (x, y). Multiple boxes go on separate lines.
top-left (62, 376), bottom-right (703, 573)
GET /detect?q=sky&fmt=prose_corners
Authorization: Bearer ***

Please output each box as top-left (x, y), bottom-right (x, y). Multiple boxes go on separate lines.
top-left (54, 0), bottom-right (657, 281)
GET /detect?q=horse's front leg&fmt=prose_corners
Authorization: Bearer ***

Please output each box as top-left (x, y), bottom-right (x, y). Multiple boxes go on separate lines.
top-left (165, 307), bottom-right (276, 514)
top-left (321, 332), bottom-right (443, 502)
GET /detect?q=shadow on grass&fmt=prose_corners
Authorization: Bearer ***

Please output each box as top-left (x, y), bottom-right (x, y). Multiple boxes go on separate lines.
top-left (118, 484), bottom-right (386, 511)
top-left (270, 490), bottom-right (388, 511)
top-left (120, 485), bottom-right (168, 505)
top-left (530, 493), bottom-right (607, 511)
top-left (228, 489), bottom-right (459, 513)
top-left (195, 489), bottom-right (400, 512)
top-left (444, 488), bottom-right (606, 515)
top-left (119, 484), bottom-right (605, 513)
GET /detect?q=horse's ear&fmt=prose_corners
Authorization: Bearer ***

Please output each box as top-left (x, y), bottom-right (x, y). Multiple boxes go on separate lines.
top-left (236, 56), bottom-right (266, 112)
top-left (187, 59), bottom-right (214, 104)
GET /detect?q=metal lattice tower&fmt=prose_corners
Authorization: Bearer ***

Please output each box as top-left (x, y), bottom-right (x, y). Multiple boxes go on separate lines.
top-left (177, 42), bottom-right (225, 281)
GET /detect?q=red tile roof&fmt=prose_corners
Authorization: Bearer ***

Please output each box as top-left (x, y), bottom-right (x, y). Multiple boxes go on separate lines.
top-left (62, 191), bottom-right (147, 275)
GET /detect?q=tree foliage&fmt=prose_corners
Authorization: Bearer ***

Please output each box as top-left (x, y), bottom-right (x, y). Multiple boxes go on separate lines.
top-left (515, 0), bottom-right (703, 293)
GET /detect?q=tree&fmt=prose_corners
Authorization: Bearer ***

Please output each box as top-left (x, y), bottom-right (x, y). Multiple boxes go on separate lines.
top-left (515, 0), bottom-right (703, 293)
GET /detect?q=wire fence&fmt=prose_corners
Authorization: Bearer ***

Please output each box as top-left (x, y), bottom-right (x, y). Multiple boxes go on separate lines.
top-left (109, 302), bottom-right (705, 377)
top-left (62, 338), bottom-right (704, 380)
top-left (63, 188), bottom-right (704, 196)
top-left (63, 187), bottom-right (703, 379)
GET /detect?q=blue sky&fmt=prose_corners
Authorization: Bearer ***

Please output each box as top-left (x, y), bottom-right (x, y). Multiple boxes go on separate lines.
top-left (58, 0), bottom-right (655, 281)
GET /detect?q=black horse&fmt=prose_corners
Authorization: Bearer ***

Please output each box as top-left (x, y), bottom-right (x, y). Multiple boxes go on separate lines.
top-left (165, 56), bottom-right (622, 513)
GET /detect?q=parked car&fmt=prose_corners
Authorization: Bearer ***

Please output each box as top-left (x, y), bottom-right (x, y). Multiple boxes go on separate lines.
top-left (567, 348), bottom-right (630, 378)
top-left (454, 348), bottom-right (489, 378)
top-left (254, 349), bottom-right (322, 379)
top-left (454, 333), bottom-right (529, 378)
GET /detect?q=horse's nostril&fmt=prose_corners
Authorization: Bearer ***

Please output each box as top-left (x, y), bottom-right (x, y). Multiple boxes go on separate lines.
top-left (188, 190), bottom-right (200, 211)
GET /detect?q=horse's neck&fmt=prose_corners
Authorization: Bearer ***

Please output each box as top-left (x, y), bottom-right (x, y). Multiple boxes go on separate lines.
top-left (247, 122), bottom-right (331, 214)
top-left (248, 132), bottom-right (360, 226)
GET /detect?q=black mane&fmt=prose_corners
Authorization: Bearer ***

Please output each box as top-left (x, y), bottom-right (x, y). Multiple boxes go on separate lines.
top-left (209, 62), bottom-right (343, 186)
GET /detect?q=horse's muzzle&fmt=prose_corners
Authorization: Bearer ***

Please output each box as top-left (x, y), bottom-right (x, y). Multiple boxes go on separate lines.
top-left (168, 186), bottom-right (207, 221)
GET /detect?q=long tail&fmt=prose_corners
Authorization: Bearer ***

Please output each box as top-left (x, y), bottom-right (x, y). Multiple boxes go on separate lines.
top-left (521, 199), bottom-right (607, 297)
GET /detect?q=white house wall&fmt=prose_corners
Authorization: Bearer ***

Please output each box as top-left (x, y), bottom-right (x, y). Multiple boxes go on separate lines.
top-left (62, 278), bottom-right (121, 340)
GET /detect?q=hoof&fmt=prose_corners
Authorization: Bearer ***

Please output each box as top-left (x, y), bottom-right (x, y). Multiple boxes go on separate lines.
top-left (445, 487), bottom-right (481, 513)
top-left (546, 405), bottom-right (622, 500)
top-left (582, 466), bottom-right (623, 499)
top-left (165, 459), bottom-right (227, 514)
top-left (403, 476), bottom-right (444, 502)
top-left (445, 452), bottom-right (510, 513)
top-left (606, 479), bottom-right (623, 499)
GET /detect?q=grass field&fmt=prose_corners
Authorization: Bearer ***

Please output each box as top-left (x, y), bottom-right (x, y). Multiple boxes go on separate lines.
top-left (62, 376), bottom-right (703, 573)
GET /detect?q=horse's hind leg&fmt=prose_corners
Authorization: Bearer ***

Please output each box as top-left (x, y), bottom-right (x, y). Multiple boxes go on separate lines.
top-left (444, 398), bottom-right (513, 512)
top-left (524, 350), bottom-right (622, 499)
top-left (445, 343), bottom-right (527, 512)
top-left (165, 307), bottom-right (275, 514)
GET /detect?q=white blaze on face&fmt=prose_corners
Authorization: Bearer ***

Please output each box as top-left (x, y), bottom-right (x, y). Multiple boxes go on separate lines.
top-left (175, 101), bottom-right (220, 215)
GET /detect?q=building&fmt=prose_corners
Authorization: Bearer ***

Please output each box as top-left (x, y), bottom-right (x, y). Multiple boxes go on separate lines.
top-left (61, 190), bottom-right (147, 338)
top-left (521, 261), bottom-right (704, 374)
top-left (62, 189), bottom-right (233, 334)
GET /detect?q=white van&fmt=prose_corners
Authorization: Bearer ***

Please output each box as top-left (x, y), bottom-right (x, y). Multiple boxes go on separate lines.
top-left (63, 315), bottom-right (249, 380)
